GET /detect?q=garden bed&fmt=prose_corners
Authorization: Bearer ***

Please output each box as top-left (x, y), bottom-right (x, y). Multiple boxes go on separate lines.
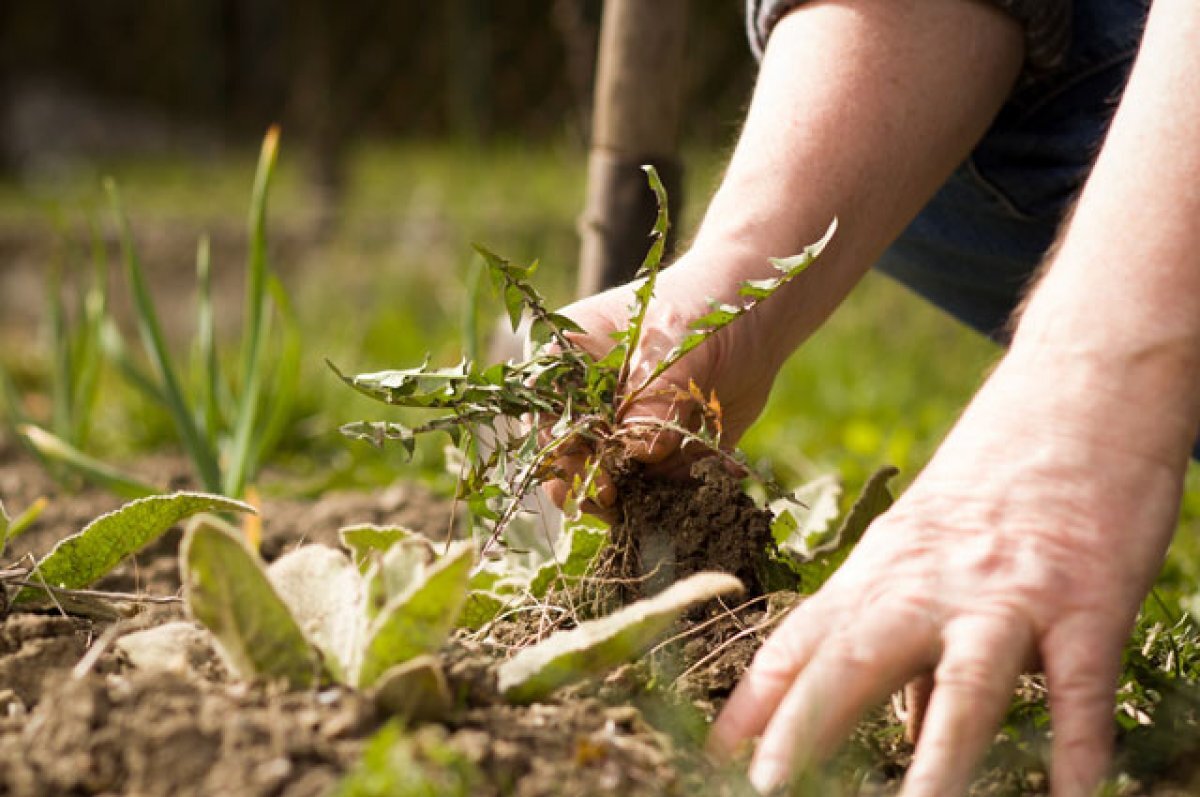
top-left (0, 438), bottom-right (796, 797)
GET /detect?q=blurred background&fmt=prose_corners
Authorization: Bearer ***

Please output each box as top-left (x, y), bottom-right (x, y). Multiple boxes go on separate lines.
top-left (0, 0), bottom-right (1073, 504)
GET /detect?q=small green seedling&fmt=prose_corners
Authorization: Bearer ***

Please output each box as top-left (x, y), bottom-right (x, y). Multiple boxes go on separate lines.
top-left (0, 497), bottom-right (48, 557)
top-left (181, 519), bottom-right (474, 717)
top-left (334, 167), bottom-right (836, 544)
top-left (13, 127), bottom-right (300, 499)
top-left (3, 491), bottom-right (253, 613)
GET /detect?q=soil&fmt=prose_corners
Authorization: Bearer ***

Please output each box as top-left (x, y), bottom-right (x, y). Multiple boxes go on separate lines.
top-left (607, 457), bottom-right (782, 600)
top-left (0, 436), bottom-right (790, 797)
top-left (4, 432), bottom-right (1198, 796)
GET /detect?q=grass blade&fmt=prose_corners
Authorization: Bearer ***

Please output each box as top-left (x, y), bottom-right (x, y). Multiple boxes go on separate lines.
top-left (195, 234), bottom-right (222, 446)
top-left (98, 320), bottom-right (171, 408)
top-left (250, 274), bottom-right (301, 477)
top-left (47, 259), bottom-right (74, 439)
top-left (19, 424), bottom-right (159, 499)
top-left (71, 218), bottom-right (111, 448)
top-left (225, 126), bottom-right (280, 498)
top-left (106, 178), bottom-right (222, 492)
top-left (5, 496), bottom-right (48, 543)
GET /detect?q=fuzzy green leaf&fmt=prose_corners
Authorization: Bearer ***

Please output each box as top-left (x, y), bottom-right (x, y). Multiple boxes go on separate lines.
top-left (339, 524), bottom-right (419, 571)
top-left (459, 590), bottom-right (508, 631)
top-left (182, 517), bottom-right (322, 687)
top-left (267, 544), bottom-right (366, 682)
top-left (498, 572), bottom-right (744, 703)
top-left (356, 540), bottom-right (474, 688)
top-left (370, 655), bottom-right (454, 722)
top-left (14, 492), bottom-right (253, 604)
top-left (366, 536), bottom-right (438, 616)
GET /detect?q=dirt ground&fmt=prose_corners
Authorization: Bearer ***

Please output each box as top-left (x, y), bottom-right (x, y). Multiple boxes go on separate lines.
top-left (6, 432), bottom-right (1200, 796)
top-left (0, 435), bottom-right (790, 797)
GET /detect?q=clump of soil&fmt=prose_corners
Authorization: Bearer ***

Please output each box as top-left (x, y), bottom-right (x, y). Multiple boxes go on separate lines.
top-left (606, 457), bottom-right (778, 599)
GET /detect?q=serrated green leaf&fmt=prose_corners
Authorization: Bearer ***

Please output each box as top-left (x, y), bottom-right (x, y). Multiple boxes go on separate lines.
top-left (834, 465), bottom-right (898, 549)
top-left (15, 492), bottom-right (254, 604)
top-left (339, 421), bottom-right (417, 457)
top-left (182, 518), bottom-right (322, 687)
top-left (339, 524), bottom-right (419, 571)
top-left (788, 466), bottom-right (898, 592)
top-left (771, 474), bottom-right (842, 554)
top-left (356, 540), bottom-right (474, 688)
top-left (459, 590), bottom-right (508, 631)
top-left (499, 572), bottom-right (745, 703)
top-left (640, 219), bottom-right (837, 390)
top-left (617, 166), bottom-right (671, 388)
top-left (267, 544), bottom-right (366, 682)
top-left (530, 523), bottom-right (607, 598)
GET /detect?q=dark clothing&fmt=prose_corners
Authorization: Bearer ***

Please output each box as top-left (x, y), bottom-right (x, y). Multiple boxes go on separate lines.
top-left (745, 0), bottom-right (1073, 73)
top-left (745, 0), bottom-right (1189, 456)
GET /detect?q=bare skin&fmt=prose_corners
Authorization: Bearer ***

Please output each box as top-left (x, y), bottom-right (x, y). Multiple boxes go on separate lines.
top-left (552, 0), bottom-right (1200, 793)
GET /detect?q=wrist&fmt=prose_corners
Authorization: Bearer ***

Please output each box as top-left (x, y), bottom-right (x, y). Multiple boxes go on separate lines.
top-left (978, 340), bottom-right (1200, 468)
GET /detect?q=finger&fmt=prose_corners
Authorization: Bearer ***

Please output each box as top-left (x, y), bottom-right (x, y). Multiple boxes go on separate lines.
top-left (623, 417), bottom-right (684, 465)
top-left (748, 607), bottom-right (940, 792)
top-left (901, 614), bottom-right (1029, 797)
top-left (1042, 615), bottom-right (1123, 797)
top-left (902, 674), bottom-right (934, 744)
top-left (708, 599), bottom-right (827, 758)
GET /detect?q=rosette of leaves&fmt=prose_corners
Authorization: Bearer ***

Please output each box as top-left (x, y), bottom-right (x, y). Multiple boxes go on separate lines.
top-left (181, 519), bottom-right (475, 719)
top-left (332, 167), bottom-right (836, 543)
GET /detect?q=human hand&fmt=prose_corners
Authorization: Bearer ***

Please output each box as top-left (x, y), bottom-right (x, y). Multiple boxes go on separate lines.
top-left (542, 249), bottom-right (786, 510)
top-left (708, 354), bottom-right (1191, 796)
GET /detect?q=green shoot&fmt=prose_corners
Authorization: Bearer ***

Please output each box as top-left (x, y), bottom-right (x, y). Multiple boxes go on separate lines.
top-left (12, 127), bottom-right (296, 500)
top-left (107, 177), bottom-right (223, 492)
top-left (19, 424), bottom-right (157, 499)
top-left (225, 126), bottom-right (281, 498)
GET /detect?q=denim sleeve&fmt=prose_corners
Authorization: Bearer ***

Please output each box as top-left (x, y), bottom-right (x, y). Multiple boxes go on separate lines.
top-left (745, 0), bottom-right (1071, 73)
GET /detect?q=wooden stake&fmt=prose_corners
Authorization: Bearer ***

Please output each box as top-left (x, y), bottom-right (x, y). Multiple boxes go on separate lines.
top-left (577, 0), bottom-right (688, 297)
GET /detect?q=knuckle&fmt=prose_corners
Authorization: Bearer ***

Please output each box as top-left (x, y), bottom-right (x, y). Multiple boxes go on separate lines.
top-left (934, 654), bottom-right (1003, 698)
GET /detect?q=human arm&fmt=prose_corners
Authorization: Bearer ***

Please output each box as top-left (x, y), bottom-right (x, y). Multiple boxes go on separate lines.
top-left (710, 0), bottom-right (1200, 793)
top-left (545, 0), bottom-right (1023, 504)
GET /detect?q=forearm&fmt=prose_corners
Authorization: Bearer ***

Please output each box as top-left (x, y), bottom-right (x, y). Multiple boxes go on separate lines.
top-left (674, 0), bottom-right (1023, 369)
top-left (1005, 0), bottom-right (1200, 466)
